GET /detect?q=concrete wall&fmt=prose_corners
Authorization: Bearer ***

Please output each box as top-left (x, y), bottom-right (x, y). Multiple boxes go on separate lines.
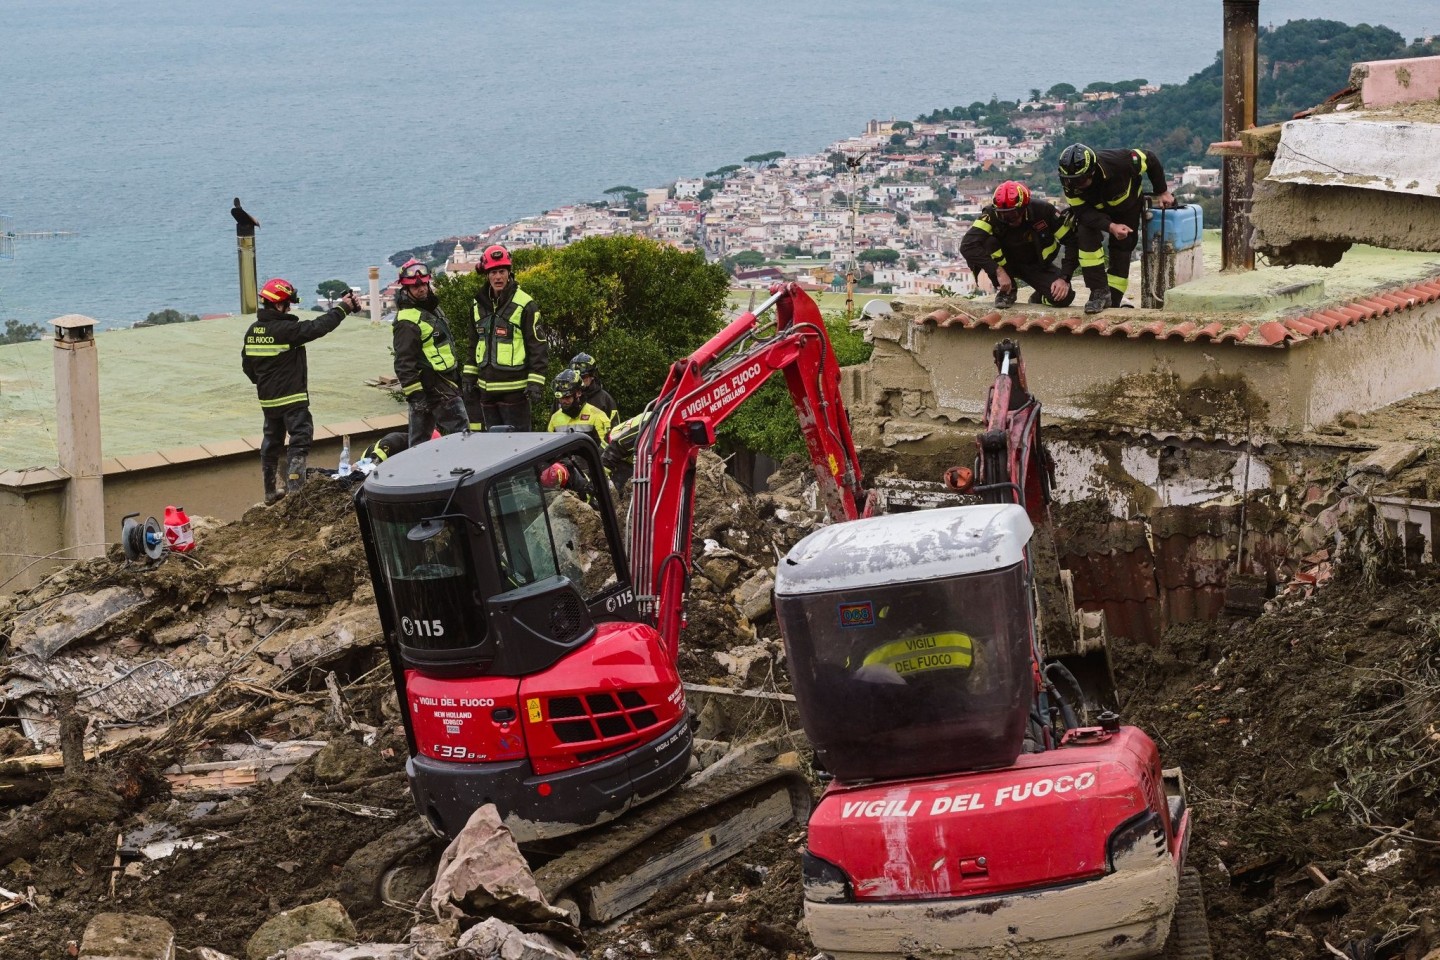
top-left (0, 422), bottom-right (403, 594)
top-left (1298, 300), bottom-right (1440, 427)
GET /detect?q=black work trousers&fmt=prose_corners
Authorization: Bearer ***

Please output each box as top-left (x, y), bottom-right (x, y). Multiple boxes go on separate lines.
top-left (480, 391), bottom-right (533, 431)
top-left (1075, 200), bottom-right (1142, 304)
top-left (1001, 262), bottom-right (1076, 307)
top-left (260, 404), bottom-right (314, 468)
top-left (407, 392), bottom-right (469, 449)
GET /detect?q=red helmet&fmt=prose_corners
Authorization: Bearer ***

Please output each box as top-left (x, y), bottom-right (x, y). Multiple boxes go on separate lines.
top-left (993, 181), bottom-right (1031, 211)
top-left (260, 278), bottom-right (299, 305)
top-left (540, 462), bottom-right (569, 489)
top-left (479, 245), bottom-right (512, 272)
top-left (398, 259), bottom-right (432, 287)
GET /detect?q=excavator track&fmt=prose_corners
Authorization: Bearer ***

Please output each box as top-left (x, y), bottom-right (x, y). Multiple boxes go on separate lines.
top-left (1162, 867), bottom-right (1213, 960)
top-left (533, 763), bottom-right (813, 923)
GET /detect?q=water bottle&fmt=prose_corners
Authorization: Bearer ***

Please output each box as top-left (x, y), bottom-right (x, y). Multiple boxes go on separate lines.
top-left (338, 435), bottom-right (352, 477)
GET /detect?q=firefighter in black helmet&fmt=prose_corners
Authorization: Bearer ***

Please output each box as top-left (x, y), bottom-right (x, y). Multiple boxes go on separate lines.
top-left (1057, 143), bottom-right (1175, 314)
top-left (569, 352), bottom-right (619, 422)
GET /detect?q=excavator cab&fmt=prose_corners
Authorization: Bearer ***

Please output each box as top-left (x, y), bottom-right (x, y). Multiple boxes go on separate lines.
top-left (356, 431), bottom-right (692, 842)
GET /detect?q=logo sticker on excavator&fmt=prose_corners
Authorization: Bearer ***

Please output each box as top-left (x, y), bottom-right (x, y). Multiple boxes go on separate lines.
top-left (838, 601), bottom-right (874, 627)
top-left (861, 632), bottom-right (973, 676)
top-left (828, 453), bottom-right (839, 477)
top-left (526, 698), bottom-right (542, 723)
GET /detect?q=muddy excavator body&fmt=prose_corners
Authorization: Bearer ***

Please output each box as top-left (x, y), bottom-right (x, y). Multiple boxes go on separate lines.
top-left (778, 339), bottom-right (1208, 958)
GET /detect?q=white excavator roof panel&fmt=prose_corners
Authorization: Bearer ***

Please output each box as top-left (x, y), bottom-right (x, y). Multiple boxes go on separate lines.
top-left (775, 503), bottom-right (1034, 594)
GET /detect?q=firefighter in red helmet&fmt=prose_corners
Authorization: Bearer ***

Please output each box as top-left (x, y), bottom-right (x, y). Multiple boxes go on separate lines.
top-left (1057, 143), bottom-right (1175, 314)
top-left (241, 277), bottom-right (361, 503)
top-left (393, 259), bottom-right (469, 448)
top-left (464, 244), bottom-right (548, 430)
top-left (960, 181), bottom-right (1078, 309)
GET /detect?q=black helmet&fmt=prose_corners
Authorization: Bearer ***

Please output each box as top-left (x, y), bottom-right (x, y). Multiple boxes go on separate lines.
top-left (569, 352), bottom-right (597, 377)
top-left (1058, 143), bottom-right (1097, 182)
top-left (553, 367), bottom-right (583, 399)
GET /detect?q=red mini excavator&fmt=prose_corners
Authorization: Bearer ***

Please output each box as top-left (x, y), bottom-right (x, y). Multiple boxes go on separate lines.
top-left (354, 283), bottom-right (865, 919)
top-left (779, 339), bottom-right (1212, 958)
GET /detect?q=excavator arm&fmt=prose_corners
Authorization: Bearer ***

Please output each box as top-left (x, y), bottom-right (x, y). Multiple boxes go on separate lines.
top-left (629, 283), bottom-right (867, 661)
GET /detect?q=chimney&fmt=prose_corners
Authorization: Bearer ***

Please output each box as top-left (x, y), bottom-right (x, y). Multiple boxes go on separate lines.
top-left (1222, 0), bottom-right (1259, 271)
top-left (368, 266), bottom-right (381, 323)
top-left (51, 315), bottom-right (105, 560)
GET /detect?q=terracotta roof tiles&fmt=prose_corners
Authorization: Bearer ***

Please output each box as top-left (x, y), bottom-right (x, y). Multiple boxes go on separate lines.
top-left (913, 275), bottom-right (1440, 348)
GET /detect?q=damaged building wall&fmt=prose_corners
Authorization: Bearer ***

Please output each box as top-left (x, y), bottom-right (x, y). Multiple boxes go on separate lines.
top-left (1251, 179), bottom-right (1440, 266)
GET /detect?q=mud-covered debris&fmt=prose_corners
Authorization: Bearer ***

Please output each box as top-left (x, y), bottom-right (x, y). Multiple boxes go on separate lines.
top-left (164, 741), bottom-right (325, 795)
top-left (1348, 441), bottom-right (1423, 480)
top-left (429, 804), bottom-right (574, 931)
top-left (10, 586), bottom-right (147, 660)
top-left (733, 571), bottom-right (774, 623)
top-left (244, 898), bottom-right (357, 960)
top-left (78, 912), bottom-right (175, 960)
top-left (458, 917), bottom-right (581, 959)
top-left (281, 943), bottom-right (409, 960)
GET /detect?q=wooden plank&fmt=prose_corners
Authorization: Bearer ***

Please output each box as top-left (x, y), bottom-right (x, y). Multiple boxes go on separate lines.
top-left (581, 787), bottom-right (793, 922)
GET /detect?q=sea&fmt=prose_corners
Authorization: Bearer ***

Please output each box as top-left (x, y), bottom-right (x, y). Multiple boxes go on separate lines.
top-left (2, 0), bottom-right (1436, 330)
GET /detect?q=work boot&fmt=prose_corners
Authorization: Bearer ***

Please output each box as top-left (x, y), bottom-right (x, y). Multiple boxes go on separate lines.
top-left (1084, 290), bottom-right (1110, 315)
top-left (262, 464), bottom-right (284, 505)
top-left (1111, 288), bottom-right (1125, 308)
top-left (1028, 290), bottom-right (1045, 304)
top-left (993, 289), bottom-right (1017, 310)
top-left (285, 454), bottom-right (308, 494)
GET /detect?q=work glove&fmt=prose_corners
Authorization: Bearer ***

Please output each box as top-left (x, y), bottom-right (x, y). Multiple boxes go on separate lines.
top-left (461, 374), bottom-right (478, 398)
top-left (526, 383), bottom-right (544, 405)
top-left (339, 292), bottom-right (362, 315)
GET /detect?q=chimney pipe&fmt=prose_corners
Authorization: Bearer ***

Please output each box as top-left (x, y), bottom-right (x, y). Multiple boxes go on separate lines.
top-left (51, 315), bottom-right (105, 561)
top-left (231, 198), bottom-right (260, 314)
top-left (1222, 0), bottom-right (1259, 271)
top-left (368, 266), bottom-right (381, 324)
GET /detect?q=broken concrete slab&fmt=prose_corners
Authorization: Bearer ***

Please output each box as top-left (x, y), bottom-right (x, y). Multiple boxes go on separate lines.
top-left (1349, 442), bottom-right (1423, 479)
top-left (282, 943), bottom-right (409, 960)
top-left (430, 803), bottom-right (572, 927)
top-left (1270, 114), bottom-right (1440, 198)
top-left (79, 913), bottom-right (176, 960)
top-left (10, 586), bottom-right (147, 660)
top-left (244, 899), bottom-right (357, 960)
top-left (458, 917), bottom-right (581, 960)
top-left (732, 571), bottom-right (774, 623)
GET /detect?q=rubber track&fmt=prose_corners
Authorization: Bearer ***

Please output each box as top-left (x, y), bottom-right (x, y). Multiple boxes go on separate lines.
top-left (532, 763), bottom-right (812, 903)
top-left (1163, 867), bottom-right (1214, 960)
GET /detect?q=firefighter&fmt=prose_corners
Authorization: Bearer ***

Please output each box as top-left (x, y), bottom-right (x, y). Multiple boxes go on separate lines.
top-left (960, 181), bottom-right (1077, 309)
top-left (602, 409), bottom-right (652, 495)
top-left (466, 245), bottom-right (548, 430)
top-left (570, 352), bottom-right (619, 422)
top-left (242, 278), bottom-right (361, 503)
top-left (1057, 143), bottom-right (1175, 314)
top-left (393, 259), bottom-right (468, 448)
top-left (547, 368), bottom-right (612, 443)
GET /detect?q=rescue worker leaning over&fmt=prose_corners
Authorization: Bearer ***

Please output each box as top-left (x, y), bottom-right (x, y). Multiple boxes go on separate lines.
top-left (541, 368), bottom-right (613, 505)
top-left (602, 409), bottom-right (652, 495)
top-left (959, 180), bottom-right (1077, 309)
top-left (242, 278), bottom-right (361, 504)
top-left (465, 244), bottom-right (548, 430)
top-left (569, 352), bottom-right (619, 422)
top-left (1057, 143), bottom-right (1175, 315)
top-left (393, 259), bottom-right (468, 449)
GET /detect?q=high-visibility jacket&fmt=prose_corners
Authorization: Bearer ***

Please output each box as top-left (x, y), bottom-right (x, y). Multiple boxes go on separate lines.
top-left (241, 304), bottom-right (347, 410)
top-left (467, 281), bottom-right (548, 394)
top-left (548, 402), bottom-right (612, 447)
top-left (393, 296), bottom-right (460, 398)
top-left (960, 199), bottom-right (1077, 282)
top-left (1062, 148), bottom-right (1169, 233)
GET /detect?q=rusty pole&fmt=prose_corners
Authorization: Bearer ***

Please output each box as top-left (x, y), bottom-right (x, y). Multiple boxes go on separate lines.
top-left (1221, 0), bottom-right (1259, 271)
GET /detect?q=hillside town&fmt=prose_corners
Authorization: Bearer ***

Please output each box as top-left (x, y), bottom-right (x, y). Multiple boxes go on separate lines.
top-left (392, 88), bottom-right (1220, 306)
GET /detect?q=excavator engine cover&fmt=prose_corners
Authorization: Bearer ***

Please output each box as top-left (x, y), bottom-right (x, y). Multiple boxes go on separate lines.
top-left (775, 504), bottom-right (1036, 782)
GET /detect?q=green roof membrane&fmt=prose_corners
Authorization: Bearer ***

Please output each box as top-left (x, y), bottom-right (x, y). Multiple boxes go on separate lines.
top-left (0, 313), bottom-right (401, 471)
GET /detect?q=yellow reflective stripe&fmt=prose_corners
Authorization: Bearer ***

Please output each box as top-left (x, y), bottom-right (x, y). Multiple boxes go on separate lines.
top-left (1041, 242), bottom-right (1059, 260)
top-left (990, 248), bottom-right (1006, 261)
top-left (1079, 248), bottom-right (1105, 267)
top-left (527, 372), bottom-right (546, 385)
top-left (1101, 181), bottom-right (1132, 207)
top-left (1108, 274), bottom-right (1130, 293)
top-left (1054, 220), bottom-right (1072, 240)
top-left (401, 382), bottom-right (423, 396)
top-left (478, 378), bottom-right (529, 391)
top-left (474, 289), bottom-right (534, 370)
top-left (462, 364), bottom-right (479, 375)
top-left (469, 421), bottom-right (485, 432)
top-left (1133, 149), bottom-right (1148, 176)
top-left (244, 344), bottom-right (291, 356)
top-left (1066, 195), bottom-right (1084, 207)
top-left (973, 219), bottom-right (994, 234)
top-left (259, 392), bottom-right (307, 408)
top-left (397, 308), bottom-right (457, 371)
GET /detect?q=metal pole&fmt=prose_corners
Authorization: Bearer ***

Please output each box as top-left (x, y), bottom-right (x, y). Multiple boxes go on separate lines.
top-left (368, 266), bottom-right (382, 324)
top-left (1221, 0), bottom-right (1259, 271)
top-left (232, 198), bottom-right (260, 313)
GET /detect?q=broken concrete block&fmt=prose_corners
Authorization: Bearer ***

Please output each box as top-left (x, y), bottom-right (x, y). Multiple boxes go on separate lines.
top-left (79, 913), bottom-right (176, 960)
top-left (1350, 442), bottom-right (1423, 479)
top-left (245, 899), bottom-right (357, 960)
top-left (431, 804), bottom-right (572, 928)
top-left (713, 644), bottom-right (774, 688)
top-left (283, 944), bottom-right (408, 960)
top-left (12, 587), bottom-right (146, 660)
top-left (733, 572), bottom-right (774, 624)
top-left (193, 950), bottom-right (240, 960)
top-left (457, 918), bottom-right (581, 960)
top-left (698, 555), bottom-right (742, 591)
top-left (410, 921), bottom-right (460, 960)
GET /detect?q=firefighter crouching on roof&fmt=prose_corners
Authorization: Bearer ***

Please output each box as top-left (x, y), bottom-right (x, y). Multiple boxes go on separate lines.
top-left (466, 245), bottom-right (548, 430)
top-left (570, 352), bottom-right (619, 422)
top-left (960, 181), bottom-right (1077, 309)
top-left (394, 259), bottom-right (469, 448)
top-left (1057, 143), bottom-right (1175, 315)
top-left (242, 278), bottom-right (361, 503)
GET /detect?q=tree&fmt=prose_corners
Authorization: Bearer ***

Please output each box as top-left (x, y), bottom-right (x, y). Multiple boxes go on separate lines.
top-left (743, 151), bottom-right (786, 167)
top-left (316, 279), bottom-right (351, 302)
top-left (906, 257), bottom-right (920, 272)
top-left (137, 308), bottom-right (200, 326)
top-left (891, 121), bottom-right (913, 131)
top-left (727, 250), bottom-right (767, 270)
top-left (1029, 88), bottom-right (1042, 102)
top-left (889, 133), bottom-right (907, 146)
top-left (1046, 82), bottom-right (1077, 99)
top-left (858, 248), bottom-right (900, 265)
top-left (0, 320), bottom-right (43, 344)
top-left (604, 185), bottom-right (638, 197)
top-left (705, 164), bottom-right (742, 179)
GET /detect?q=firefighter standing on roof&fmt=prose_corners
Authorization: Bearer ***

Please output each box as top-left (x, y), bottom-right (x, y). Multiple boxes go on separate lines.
top-left (393, 259), bottom-right (469, 448)
top-left (465, 245), bottom-right (548, 430)
top-left (960, 181), bottom-right (1077, 309)
top-left (242, 278), bottom-right (361, 503)
top-left (1057, 143), bottom-right (1175, 315)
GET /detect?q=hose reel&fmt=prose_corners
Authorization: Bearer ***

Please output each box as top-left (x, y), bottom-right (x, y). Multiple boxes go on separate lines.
top-left (120, 512), bottom-right (166, 563)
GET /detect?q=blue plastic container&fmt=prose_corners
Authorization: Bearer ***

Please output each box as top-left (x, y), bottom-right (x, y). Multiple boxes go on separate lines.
top-left (1147, 204), bottom-right (1203, 251)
